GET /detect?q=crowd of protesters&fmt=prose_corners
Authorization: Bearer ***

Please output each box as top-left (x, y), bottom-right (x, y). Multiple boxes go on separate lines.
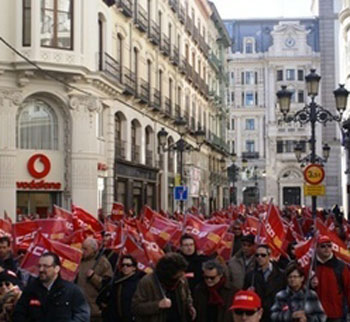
top-left (0, 203), bottom-right (349, 322)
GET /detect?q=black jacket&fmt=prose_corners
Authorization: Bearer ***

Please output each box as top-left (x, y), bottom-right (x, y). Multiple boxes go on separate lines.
top-left (12, 276), bottom-right (90, 322)
top-left (244, 263), bottom-right (286, 322)
top-left (102, 271), bottom-right (144, 322)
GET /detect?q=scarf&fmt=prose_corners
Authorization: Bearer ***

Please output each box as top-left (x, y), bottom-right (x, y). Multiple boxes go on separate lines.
top-left (207, 276), bottom-right (226, 307)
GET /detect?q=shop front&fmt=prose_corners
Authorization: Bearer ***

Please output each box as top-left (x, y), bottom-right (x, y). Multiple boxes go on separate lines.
top-left (16, 152), bottom-right (64, 219)
top-left (114, 160), bottom-right (159, 215)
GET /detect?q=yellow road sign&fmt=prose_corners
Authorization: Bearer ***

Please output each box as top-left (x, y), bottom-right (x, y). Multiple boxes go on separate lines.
top-left (304, 184), bottom-right (325, 196)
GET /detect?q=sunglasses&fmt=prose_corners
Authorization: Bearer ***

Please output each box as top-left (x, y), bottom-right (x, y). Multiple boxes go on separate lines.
top-left (320, 244), bottom-right (332, 249)
top-left (0, 281), bottom-right (11, 287)
top-left (121, 263), bottom-right (134, 267)
top-left (255, 253), bottom-right (267, 258)
top-left (204, 275), bottom-right (218, 281)
top-left (234, 310), bottom-right (258, 316)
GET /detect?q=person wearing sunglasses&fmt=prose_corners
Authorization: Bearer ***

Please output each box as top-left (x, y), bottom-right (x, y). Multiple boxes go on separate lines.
top-left (229, 290), bottom-right (263, 322)
top-left (271, 263), bottom-right (326, 322)
top-left (312, 235), bottom-right (350, 322)
top-left (99, 255), bottom-right (144, 322)
top-left (243, 245), bottom-right (285, 322)
top-left (193, 260), bottom-right (237, 322)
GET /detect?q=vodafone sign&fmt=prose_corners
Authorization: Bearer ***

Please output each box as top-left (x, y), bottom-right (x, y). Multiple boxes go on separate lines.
top-left (16, 154), bottom-right (61, 190)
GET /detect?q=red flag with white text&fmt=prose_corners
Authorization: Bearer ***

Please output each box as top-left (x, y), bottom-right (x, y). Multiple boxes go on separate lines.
top-left (111, 202), bottom-right (125, 222)
top-left (72, 205), bottom-right (104, 233)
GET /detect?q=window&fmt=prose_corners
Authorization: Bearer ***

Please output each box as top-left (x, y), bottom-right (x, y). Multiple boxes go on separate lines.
top-left (245, 119), bottom-right (255, 130)
top-left (245, 71), bottom-right (255, 85)
top-left (231, 92), bottom-right (235, 102)
top-left (298, 90), bottom-right (304, 103)
top-left (17, 99), bottom-right (58, 150)
top-left (230, 72), bottom-right (235, 84)
top-left (286, 69), bottom-right (295, 81)
top-left (244, 38), bottom-right (254, 54)
top-left (246, 140), bottom-right (255, 152)
top-left (232, 140), bottom-right (235, 153)
top-left (231, 118), bottom-right (235, 130)
top-left (298, 69), bottom-right (304, 81)
top-left (276, 141), bottom-right (283, 153)
top-left (285, 140), bottom-right (294, 153)
top-left (23, 0), bottom-right (31, 46)
top-left (40, 0), bottom-right (73, 49)
top-left (277, 70), bottom-right (283, 81)
top-left (245, 92), bottom-right (254, 106)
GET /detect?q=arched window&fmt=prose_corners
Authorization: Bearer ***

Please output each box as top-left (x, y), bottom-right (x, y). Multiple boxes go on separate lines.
top-left (17, 99), bottom-right (58, 150)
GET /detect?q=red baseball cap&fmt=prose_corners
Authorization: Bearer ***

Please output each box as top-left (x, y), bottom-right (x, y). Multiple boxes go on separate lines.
top-left (230, 290), bottom-right (262, 311)
top-left (318, 235), bottom-right (331, 244)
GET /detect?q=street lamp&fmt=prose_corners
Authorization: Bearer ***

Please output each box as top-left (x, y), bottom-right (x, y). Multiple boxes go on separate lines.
top-left (158, 117), bottom-right (206, 213)
top-left (276, 69), bottom-right (349, 219)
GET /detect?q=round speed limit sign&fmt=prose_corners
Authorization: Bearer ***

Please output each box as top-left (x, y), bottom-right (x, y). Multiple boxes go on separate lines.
top-left (303, 164), bottom-right (325, 185)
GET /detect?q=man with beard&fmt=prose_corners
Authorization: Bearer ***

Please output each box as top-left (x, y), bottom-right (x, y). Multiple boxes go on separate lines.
top-left (132, 252), bottom-right (196, 322)
top-left (194, 260), bottom-right (237, 322)
top-left (179, 234), bottom-right (208, 295)
top-left (12, 252), bottom-right (89, 322)
top-left (77, 237), bottom-right (113, 322)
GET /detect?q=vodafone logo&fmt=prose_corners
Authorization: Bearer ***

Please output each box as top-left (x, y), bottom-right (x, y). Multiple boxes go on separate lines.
top-left (27, 154), bottom-right (51, 179)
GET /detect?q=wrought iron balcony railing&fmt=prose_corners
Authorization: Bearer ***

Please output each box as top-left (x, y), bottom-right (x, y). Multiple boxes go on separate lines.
top-left (134, 4), bottom-right (147, 32)
top-left (116, 0), bottom-right (133, 17)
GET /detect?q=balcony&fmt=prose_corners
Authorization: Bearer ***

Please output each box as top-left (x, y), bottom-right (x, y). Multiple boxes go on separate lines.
top-left (116, 0), bottom-right (133, 17)
top-left (148, 21), bottom-right (160, 46)
top-left (115, 139), bottom-right (126, 160)
top-left (186, 63), bottom-right (193, 82)
top-left (164, 97), bottom-right (172, 118)
top-left (175, 104), bottom-right (181, 119)
top-left (209, 52), bottom-right (221, 72)
top-left (185, 16), bottom-right (193, 35)
top-left (134, 4), bottom-right (147, 32)
top-left (122, 67), bottom-right (136, 95)
top-left (160, 34), bottom-right (170, 56)
top-left (101, 52), bottom-right (121, 85)
top-left (178, 5), bottom-right (185, 24)
top-left (137, 79), bottom-right (149, 104)
top-left (193, 25), bottom-right (199, 44)
top-left (168, 0), bottom-right (178, 12)
top-left (131, 144), bottom-right (141, 163)
top-left (150, 88), bottom-right (161, 111)
top-left (146, 149), bottom-right (153, 167)
top-left (179, 57), bottom-right (187, 75)
top-left (170, 45), bottom-right (179, 66)
top-left (242, 152), bottom-right (260, 159)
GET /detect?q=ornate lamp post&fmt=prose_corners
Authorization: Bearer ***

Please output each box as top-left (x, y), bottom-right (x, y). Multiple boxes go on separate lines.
top-left (158, 117), bottom-right (206, 213)
top-left (276, 69), bottom-right (349, 219)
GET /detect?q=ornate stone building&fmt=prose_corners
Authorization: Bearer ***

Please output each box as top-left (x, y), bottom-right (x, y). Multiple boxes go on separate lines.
top-left (0, 0), bottom-right (230, 219)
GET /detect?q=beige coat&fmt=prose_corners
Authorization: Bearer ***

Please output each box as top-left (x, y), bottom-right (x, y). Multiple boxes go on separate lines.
top-left (77, 254), bottom-right (113, 318)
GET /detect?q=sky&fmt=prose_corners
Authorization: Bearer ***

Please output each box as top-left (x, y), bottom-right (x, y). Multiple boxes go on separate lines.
top-left (211, 0), bottom-right (316, 20)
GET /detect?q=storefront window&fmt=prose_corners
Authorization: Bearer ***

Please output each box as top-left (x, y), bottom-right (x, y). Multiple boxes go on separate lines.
top-left (40, 0), bottom-right (73, 49)
top-left (17, 99), bottom-right (58, 150)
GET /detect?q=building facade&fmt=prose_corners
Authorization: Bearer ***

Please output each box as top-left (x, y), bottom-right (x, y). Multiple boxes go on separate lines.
top-left (0, 0), bottom-right (229, 220)
top-left (224, 17), bottom-right (329, 207)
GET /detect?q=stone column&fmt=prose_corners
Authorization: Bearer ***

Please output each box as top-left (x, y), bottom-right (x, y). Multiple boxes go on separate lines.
top-left (0, 89), bottom-right (22, 220)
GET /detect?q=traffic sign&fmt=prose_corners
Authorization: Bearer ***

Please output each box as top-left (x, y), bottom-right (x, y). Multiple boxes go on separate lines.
top-left (304, 184), bottom-right (325, 196)
top-left (174, 186), bottom-right (188, 201)
top-left (304, 164), bottom-right (325, 185)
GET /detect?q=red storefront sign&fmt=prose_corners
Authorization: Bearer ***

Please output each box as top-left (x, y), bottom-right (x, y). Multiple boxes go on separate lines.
top-left (17, 154), bottom-right (61, 190)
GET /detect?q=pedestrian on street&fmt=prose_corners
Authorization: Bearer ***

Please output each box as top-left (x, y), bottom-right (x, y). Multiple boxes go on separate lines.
top-left (132, 252), bottom-right (196, 322)
top-left (229, 290), bottom-right (263, 322)
top-left (193, 259), bottom-right (237, 322)
top-left (77, 237), bottom-right (113, 322)
top-left (271, 263), bottom-right (326, 322)
top-left (12, 252), bottom-right (90, 322)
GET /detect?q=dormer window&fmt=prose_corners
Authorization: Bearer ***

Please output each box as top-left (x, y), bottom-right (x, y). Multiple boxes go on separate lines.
top-left (244, 38), bottom-right (255, 54)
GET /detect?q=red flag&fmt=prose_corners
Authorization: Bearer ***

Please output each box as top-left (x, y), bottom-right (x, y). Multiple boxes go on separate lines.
top-left (111, 202), bottom-right (125, 222)
top-left (72, 205), bottom-right (104, 233)
top-left (217, 232), bottom-right (234, 262)
top-left (184, 214), bottom-right (228, 255)
top-left (294, 237), bottom-right (316, 275)
top-left (264, 204), bottom-right (286, 253)
top-left (13, 221), bottom-right (39, 251)
top-left (104, 221), bottom-right (123, 251)
top-left (242, 216), bottom-right (260, 236)
top-left (21, 233), bottom-right (82, 281)
top-left (316, 219), bottom-right (350, 263)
